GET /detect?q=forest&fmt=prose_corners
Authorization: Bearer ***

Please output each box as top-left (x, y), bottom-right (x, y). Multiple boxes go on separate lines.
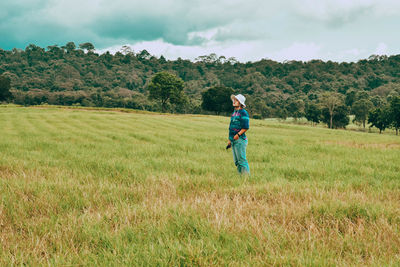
top-left (0, 42), bottom-right (399, 132)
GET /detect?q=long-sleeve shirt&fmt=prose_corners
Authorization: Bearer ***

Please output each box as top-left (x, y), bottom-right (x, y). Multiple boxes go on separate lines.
top-left (228, 109), bottom-right (250, 141)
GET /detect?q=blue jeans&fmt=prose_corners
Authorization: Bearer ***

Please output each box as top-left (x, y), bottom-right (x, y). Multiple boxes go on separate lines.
top-left (232, 138), bottom-right (250, 175)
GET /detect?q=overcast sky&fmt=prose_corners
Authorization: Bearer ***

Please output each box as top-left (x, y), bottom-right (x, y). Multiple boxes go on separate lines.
top-left (1, 0), bottom-right (400, 62)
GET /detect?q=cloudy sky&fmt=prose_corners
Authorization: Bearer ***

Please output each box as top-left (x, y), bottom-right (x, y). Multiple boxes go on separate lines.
top-left (1, 0), bottom-right (399, 62)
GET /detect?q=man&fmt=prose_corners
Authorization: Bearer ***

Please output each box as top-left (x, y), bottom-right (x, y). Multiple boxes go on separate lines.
top-left (227, 94), bottom-right (250, 175)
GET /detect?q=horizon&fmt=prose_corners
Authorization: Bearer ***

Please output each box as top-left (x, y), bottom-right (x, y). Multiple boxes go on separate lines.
top-left (2, 42), bottom-right (397, 64)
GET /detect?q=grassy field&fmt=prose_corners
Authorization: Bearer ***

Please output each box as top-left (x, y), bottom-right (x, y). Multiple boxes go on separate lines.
top-left (0, 105), bottom-right (399, 266)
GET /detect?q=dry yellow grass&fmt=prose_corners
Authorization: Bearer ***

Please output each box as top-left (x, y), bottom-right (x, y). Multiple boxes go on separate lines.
top-left (0, 105), bottom-right (399, 266)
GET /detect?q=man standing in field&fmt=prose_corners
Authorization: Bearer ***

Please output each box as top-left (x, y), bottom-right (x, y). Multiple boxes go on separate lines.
top-left (227, 94), bottom-right (250, 175)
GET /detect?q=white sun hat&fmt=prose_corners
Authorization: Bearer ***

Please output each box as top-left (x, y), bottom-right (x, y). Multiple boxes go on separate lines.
top-left (231, 94), bottom-right (246, 107)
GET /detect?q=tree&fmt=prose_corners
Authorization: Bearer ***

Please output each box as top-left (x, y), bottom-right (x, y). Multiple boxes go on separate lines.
top-left (321, 104), bottom-right (350, 129)
top-left (276, 107), bottom-right (288, 120)
top-left (201, 86), bottom-right (234, 115)
top-left (159, 55), bottom-right (167, 64)
top-left (305, 102), bottom-right (321, 126)
top-left (345, 89), bottom-right (357, 107)
top-left (246, 96), bottom-right (270, 119)
top-left (148, 72), bottom-right (185, 113)
top-left (287, 98), bottom-right (305, 120)
top-left (62, 42), bottom-right (76, 53)
top-left (319, 92), bottom-right (344, 129)
top-left (79, 42), bottom-right (95, 52)
top-left (370, 95), bottom-right (384, 107)
top-left (3, 40), bottom-right (400, 118)
top-left (368, 107), bottom-right (391, 133)
top-left (0, 75), bottom-right (12, 102)
top-left (387, 90), bottom-right (400, 103)
top-left (120, 45), bottom-right (134, 55)
top-left (352, 98), bottom-right (373, 128)
top-left (137, 50), bottom-right (151, 60)
top-left (366, 74), bottom-right (386, 90)
top-left (389, 96), bottom-right (400, 135)
top-left (25, 44), bottom-right (45, 65)
top-left (47, 45), bottom-right (64, 58)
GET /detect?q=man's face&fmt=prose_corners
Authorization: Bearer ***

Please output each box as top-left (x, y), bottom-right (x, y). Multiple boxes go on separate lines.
top-left (233, 98), bottom-right (240, 107)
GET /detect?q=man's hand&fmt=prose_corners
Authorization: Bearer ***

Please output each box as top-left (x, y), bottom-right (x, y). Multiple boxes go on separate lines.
top-left (226, 140), bottom-right (232, 150)
top-left (233, 134), bottom-right (239, 140)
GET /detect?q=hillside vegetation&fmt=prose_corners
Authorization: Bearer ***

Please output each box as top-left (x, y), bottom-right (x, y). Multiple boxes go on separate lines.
top-left (0, 105), bottom-right (399, 265)
top-left (1, 43), bottom-right (400, 119)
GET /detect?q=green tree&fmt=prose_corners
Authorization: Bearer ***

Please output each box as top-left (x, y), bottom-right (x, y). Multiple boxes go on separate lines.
top-left (305, 102), bottom-right (321, 126)
top-left (0, 75), bottom-right (12, 102)
top-left (368, 107), bottom-right (391, 134)
top-left (355, 90), bottom-right (369, 101)
top-left (62, 42), bottom-right (76, 53)
top-left (321, 104), bottom-right (350, 129)
top-left (345, 89), bottom-right (357, 107)
top-left (137, 49), bottom-right (151, 60)
top-left (3, 41), bottom-right (400, 117)
top-left (79, 42), bottom-right (95, 52)
top-left (319, 92), bottom-right (344, 129)
top-left (276, 107), bottom-right (288, 120)
top-left (366, 74), bottom-right (386, 90)
top-left (25, 44), bottom-right (45, 65)
top-left (201, 86), bottom-right (234, 115)
top-left (159, 55), bottom-right (167, 64)
top-left (352, 98), bottom-right (373, 128)
top-left (387, 90), bottom-right (400, 103)
top-left (148, 72), bottom-right (185, 113)
top-left (370, 95), bottom-right (384, 107)
top-left (47, 45), bottom-right (64, 58)
top-left (287, 98), bottom-right (305, 120)
top-left (389, 96), bottom-right (400, 135)
top-left (246, 96), bottom-right (270, 119)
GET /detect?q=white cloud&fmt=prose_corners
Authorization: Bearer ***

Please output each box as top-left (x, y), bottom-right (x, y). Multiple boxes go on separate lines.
top-left (371, 0), bottom-right (400, 15)
top-left (374, 42), bottom-right (388, 55)
top-left (324, 48), bottom-right (369, 62)
top-left (98, 39), bottom-right (265, 62)
top-left (2, 0), bottom-right (400, 62)
top-left (290, 0), bottom-right (400, 23)
top-left (343, 48), bottom-right (364, 56)
top-left (268, 42), bottom-right (322, 62)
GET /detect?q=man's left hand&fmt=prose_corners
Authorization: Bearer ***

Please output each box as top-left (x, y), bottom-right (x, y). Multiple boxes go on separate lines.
top-left (233, 134), bottom-right (239, 140)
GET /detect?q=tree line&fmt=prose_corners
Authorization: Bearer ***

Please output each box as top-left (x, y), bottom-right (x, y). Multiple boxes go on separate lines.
top-left (0, 42), bottom-right (399, 134)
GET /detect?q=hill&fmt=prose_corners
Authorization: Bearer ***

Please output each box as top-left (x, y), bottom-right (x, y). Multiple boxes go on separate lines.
top-left (1, 43), bottom-right (400, 118)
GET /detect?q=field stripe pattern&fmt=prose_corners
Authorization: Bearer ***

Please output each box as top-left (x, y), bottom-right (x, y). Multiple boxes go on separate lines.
top-left (0, 106), bottom-right (399, 266)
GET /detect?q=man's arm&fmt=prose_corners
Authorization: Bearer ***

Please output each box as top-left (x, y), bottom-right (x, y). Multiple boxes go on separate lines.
top-left (238, 129), bottom-right (248, 136)
top-left (233, 129), bottom-right (247, 140)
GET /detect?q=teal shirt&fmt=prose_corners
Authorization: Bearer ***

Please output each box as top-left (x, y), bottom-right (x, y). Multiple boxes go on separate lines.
top-left (229, 109), bottom-right (250, 141)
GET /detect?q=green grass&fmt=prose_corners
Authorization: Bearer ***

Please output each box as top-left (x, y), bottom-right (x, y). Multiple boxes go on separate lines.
top-left (1, 105), bottom-right (400, 266)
